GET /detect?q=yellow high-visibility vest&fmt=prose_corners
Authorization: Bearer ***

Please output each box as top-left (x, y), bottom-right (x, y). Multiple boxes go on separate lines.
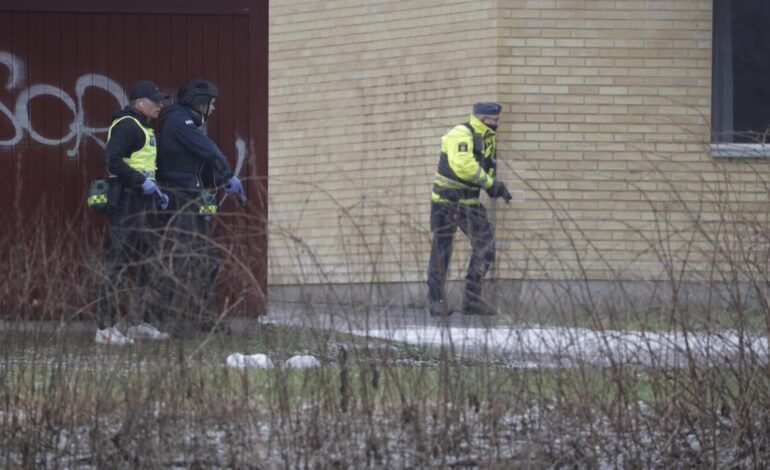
top-left (107, 115), bottom-right (157, 177)
top-left (431, 114), bottom-right (497, 205)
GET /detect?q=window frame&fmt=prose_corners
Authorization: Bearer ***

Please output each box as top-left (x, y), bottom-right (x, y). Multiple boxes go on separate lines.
top-left (710, 0), bottom-right (770, 158)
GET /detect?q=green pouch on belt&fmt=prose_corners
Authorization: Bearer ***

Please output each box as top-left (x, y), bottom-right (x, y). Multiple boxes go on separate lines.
top-left (86, 179), bottom-right (110, 213)
top-left (197, 190), bottom-right (218, 215)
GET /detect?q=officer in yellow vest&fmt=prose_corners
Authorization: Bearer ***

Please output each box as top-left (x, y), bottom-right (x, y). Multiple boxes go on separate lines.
top-left (427, 102), bottom-right (512, 317)
top-left (96, 80), bottom-right (170, 345)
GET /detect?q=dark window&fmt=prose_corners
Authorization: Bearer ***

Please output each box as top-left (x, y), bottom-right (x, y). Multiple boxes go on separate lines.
top-left (712, 0), bottom-right (770, 144)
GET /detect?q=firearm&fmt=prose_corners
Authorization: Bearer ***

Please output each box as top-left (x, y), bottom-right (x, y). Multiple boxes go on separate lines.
top-left (218, 189), bottom-right (247, 208)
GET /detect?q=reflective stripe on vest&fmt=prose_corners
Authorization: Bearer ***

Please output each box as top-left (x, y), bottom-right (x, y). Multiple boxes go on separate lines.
top-left (107, 115), bottom-right (157, 177)
top-left (433, 152), bottom-right (482, 202)
top-left (432, 122), bottom-right (495, 205)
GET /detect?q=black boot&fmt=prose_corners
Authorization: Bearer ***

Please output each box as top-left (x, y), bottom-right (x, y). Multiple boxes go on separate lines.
top-left (462, 300), bottom-right (497, 316)
top-left (428, 300), bottom-right (454, 317)
top-left (462, 282), bottom-right (496, 316)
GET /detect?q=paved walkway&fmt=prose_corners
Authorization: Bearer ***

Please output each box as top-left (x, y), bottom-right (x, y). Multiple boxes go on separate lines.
top-left (262, 301), bottom-right (495, 331)
top-left (3, 302), bottom-right (768, 368)
top-left (261, 302), bottom-right (769, 368)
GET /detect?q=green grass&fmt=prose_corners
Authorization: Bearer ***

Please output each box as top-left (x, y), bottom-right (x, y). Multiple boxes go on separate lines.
top-left (4, 324), bottom-right (757, 410)
top-left (3, 323), bottom-right (769, 467)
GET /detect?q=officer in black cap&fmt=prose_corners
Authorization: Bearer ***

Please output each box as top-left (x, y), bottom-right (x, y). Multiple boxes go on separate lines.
top-left (427, 102), bottom-right (512, 317)
top-left (96, 80), bottom-right (170, 345)
top-left (156, 78), bottom-right (243, 334)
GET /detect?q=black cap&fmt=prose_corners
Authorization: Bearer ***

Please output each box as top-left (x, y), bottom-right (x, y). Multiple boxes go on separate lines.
top-left (473, 102), bottom-right (502, 115)
top-left (129, 80), bottom-right (170, 103)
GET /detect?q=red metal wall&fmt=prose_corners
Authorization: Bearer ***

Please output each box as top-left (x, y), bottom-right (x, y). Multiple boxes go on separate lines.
top-left (0, 0), bottom-right (268, 315)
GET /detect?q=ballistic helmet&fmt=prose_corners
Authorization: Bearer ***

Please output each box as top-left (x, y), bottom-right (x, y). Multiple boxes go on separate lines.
top-left (177, 78), bottom-right (219, 109)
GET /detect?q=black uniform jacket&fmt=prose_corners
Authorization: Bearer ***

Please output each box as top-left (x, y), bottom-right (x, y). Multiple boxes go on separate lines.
top-left (156, 103), bottom-right (233, 191)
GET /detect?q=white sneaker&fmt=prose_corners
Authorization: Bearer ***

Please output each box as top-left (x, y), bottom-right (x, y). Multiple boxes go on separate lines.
top-left (95, 326), bottom-right (134, 345)
top-left (126, 322), bottom-right (169, 340)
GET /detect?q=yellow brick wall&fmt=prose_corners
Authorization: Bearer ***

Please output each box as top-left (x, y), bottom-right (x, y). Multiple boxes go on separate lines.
top-left (269, 0), bottom-right (768, 287)
top-left (269, 0), bottom-right (501, 284)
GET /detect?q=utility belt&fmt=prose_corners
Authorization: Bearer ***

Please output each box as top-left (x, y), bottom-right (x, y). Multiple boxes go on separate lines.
top-left (106, 169), bottom-right (156, 182)
top-left (87, 178), bottom-right (161, 213)
top-left (157, 171), bottom-right (217, 216)
top-left (432, 184), bottom-right (480, 202)
top-left (166, 188), bottom-right (218, 216)
top-left (87, 171), bottom-right (157, 213)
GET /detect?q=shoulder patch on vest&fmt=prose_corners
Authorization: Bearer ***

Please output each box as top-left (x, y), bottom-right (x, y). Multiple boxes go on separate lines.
top-left (458, 143), bottom-right (468, 152)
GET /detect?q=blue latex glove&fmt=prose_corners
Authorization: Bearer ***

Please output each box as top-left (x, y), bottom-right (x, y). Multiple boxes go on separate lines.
top-left (141, 178), bottom-right (160, 195)
top-left (224, 176), bottom-right (243, 194)
top-left (155, 190), bottom-right (169, 210)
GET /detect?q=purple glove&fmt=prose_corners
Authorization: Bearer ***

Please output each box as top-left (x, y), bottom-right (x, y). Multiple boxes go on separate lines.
top-left (224, 176), bottom-right (243, 194)
top-left (155, 190), bottom-right (169, 210)
top-left (141, 178), bottom-right (160, 195)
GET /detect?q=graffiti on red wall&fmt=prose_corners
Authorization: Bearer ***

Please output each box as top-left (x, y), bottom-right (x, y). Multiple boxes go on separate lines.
top-left (0, 51), bottom-right (246, 175)
top-left (0, 51), bottom-right (127, 157)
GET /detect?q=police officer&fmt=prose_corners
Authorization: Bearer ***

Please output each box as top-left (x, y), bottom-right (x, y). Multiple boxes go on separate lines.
top-left (427, 102), bottom-right (512, 317)
top-left (96, 80), bottom-right (170, 345)
top-left (156, 78), bottom-right (243, 333)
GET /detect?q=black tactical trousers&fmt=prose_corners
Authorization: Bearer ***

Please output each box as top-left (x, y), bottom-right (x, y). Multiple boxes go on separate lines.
top-left (427, 201), bottom-right (495, 310)
top-left (98, 188), bottom-right (159, 329)
top-left (160, 190), bottom-right (220, 332)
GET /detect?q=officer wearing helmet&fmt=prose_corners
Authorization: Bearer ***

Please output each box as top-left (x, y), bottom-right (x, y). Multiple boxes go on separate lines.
top-left (157, 78), bottom-right (239, 192)
top-left (156, 78), bottom-right (244, 334)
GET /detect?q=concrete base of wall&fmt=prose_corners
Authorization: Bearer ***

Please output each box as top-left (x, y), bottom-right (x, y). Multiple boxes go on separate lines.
top-left (268, 279), bottom-right (769, 316)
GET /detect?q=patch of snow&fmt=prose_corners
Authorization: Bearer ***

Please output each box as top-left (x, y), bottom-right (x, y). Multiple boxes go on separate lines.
top-left (360, 325), bottom-right (769, 367)
top-left (285, 355), bottom-right (321, 368)
top-left (225, 353), bottom-right (274, 369)
top-left (225, 353), bottom-right (322, 369)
